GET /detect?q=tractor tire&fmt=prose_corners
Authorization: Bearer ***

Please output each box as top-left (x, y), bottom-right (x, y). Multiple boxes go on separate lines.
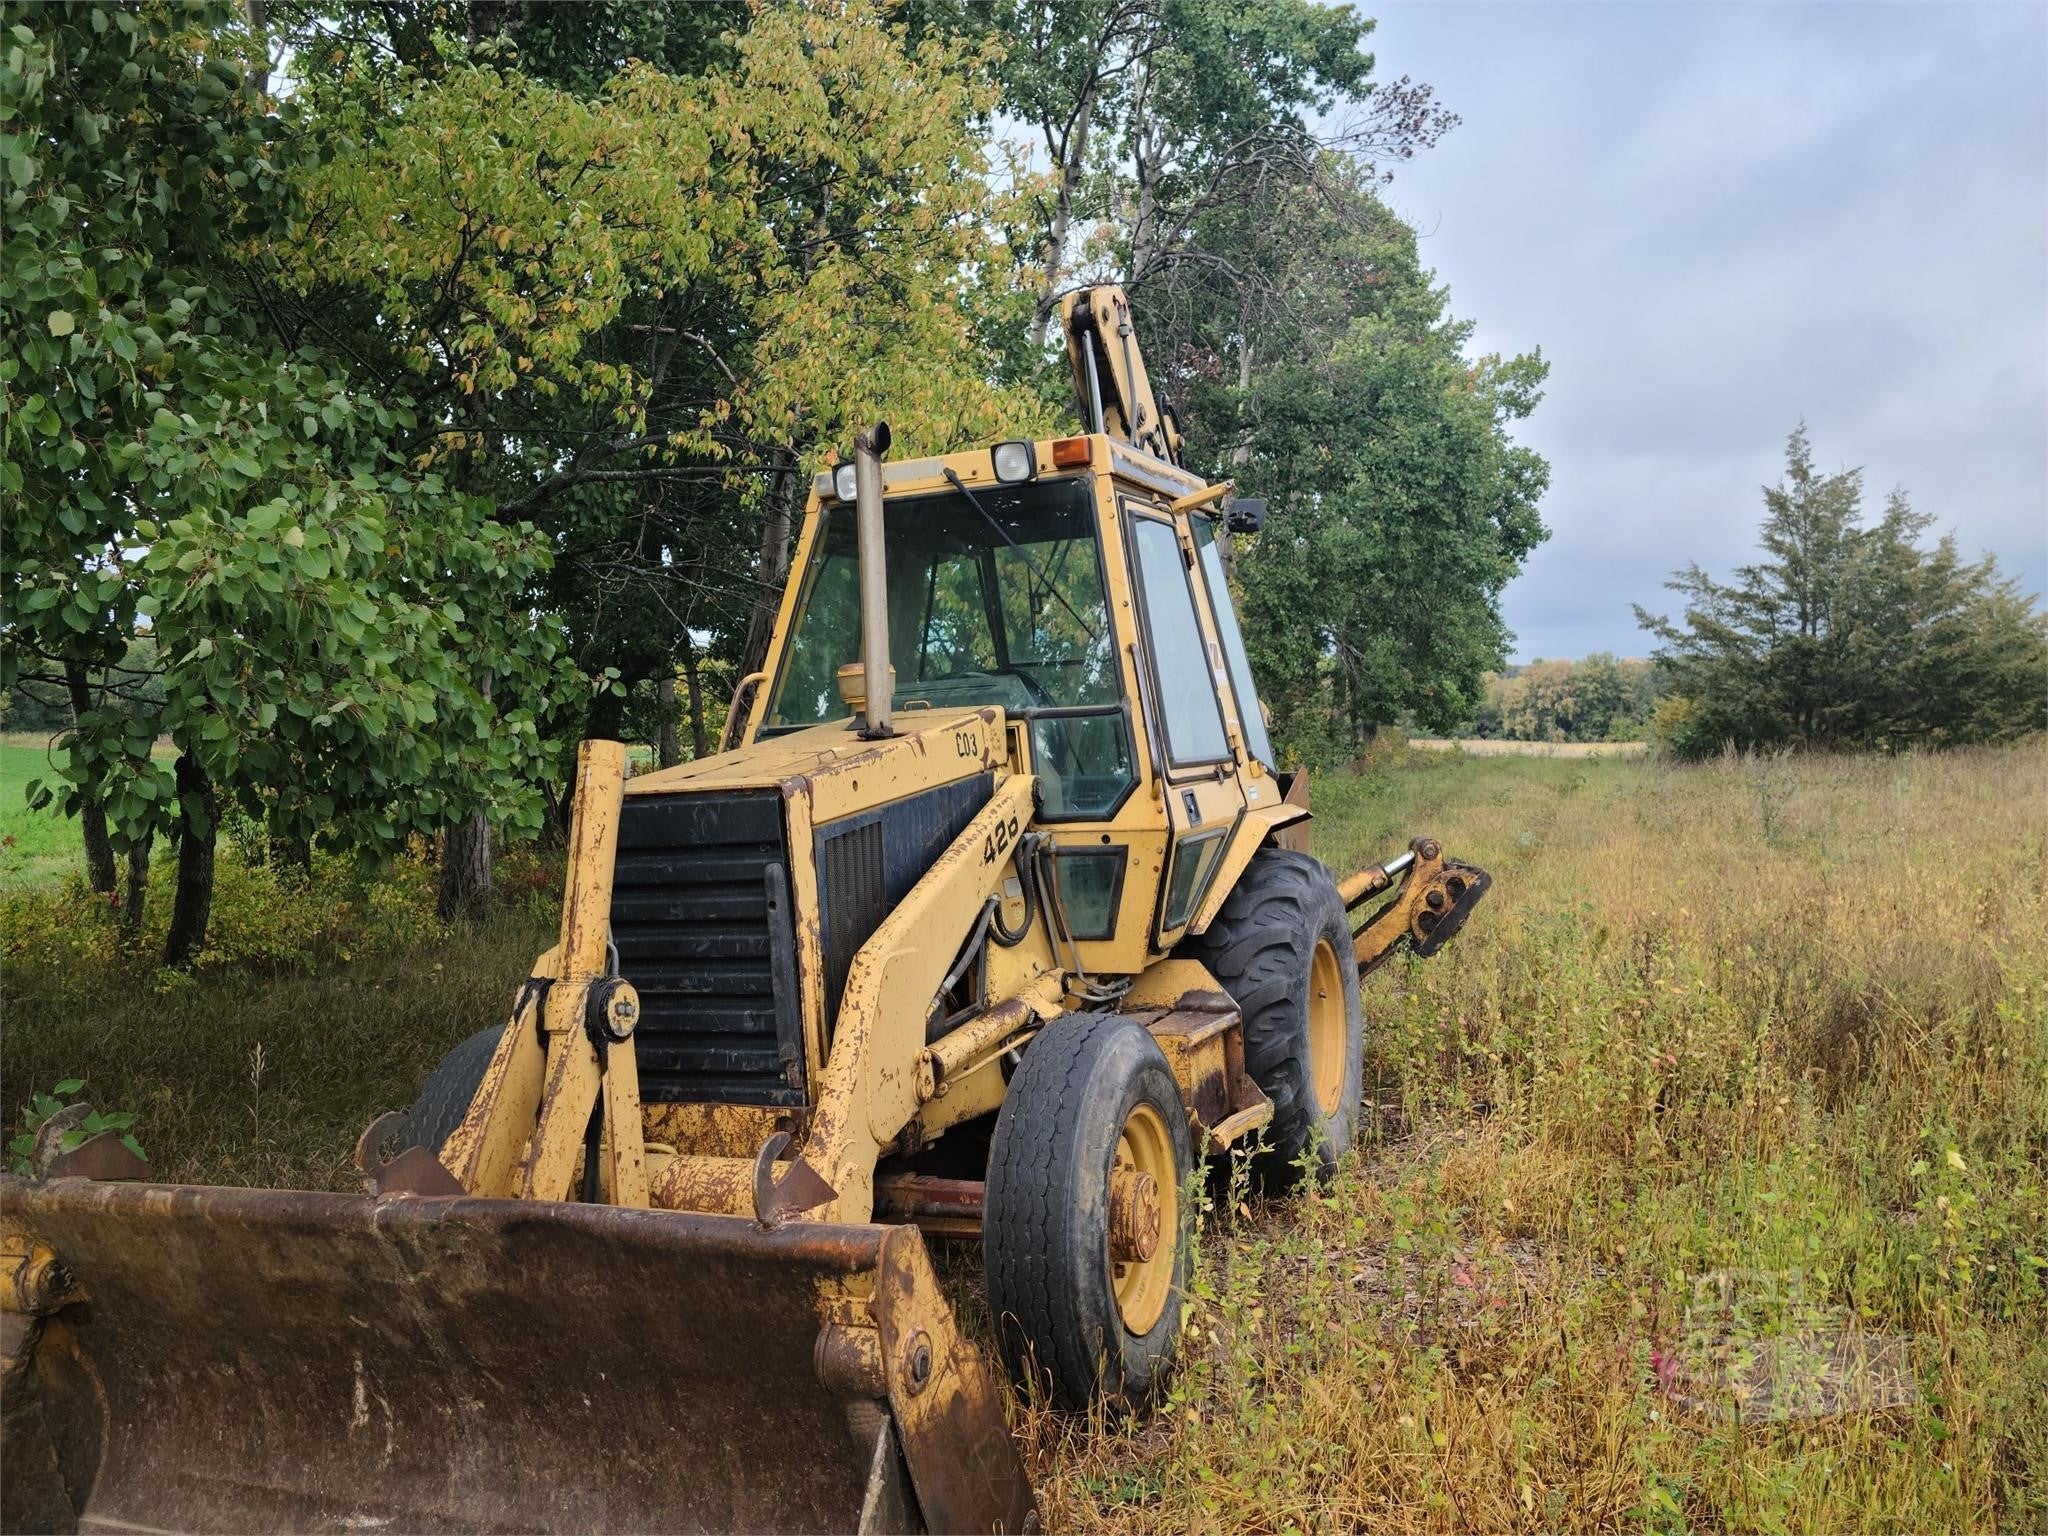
top-left (983, 1013), bottom-right (1194, 1411)
top-left (1180, 848), bottom-right (1364, 1188)
top-left (400, 1025), bottom-right (502, 1155)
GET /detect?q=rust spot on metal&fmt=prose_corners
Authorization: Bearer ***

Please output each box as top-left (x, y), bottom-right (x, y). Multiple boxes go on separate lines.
top-left (641, 1102), bottom-right (802, 1161)
top-left (813, 1321), bottom-right (888, 1400)
top-left (1108, 1169), bottom-right (1161, 1263)
top-left (875, 1174), bottom-right (984, 1238)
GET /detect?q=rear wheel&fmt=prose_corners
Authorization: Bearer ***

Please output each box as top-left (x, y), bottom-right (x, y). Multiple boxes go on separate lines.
top-left (983, 1014), bottom-right (1194, 1410)
top-left (1180, 848), bottom-right (1364, 1187)
top-left (400, 1026), bottom-right (502, 1154)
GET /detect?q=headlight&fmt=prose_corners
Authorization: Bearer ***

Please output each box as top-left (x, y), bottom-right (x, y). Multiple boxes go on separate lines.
top-left (832, 462), bottom-right (859, 502)
top-left (990, 440), bottom-right (1037, 483)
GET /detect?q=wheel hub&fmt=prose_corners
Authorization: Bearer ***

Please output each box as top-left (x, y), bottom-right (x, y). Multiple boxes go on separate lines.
top-left (1108, 1168), bottom-right (1161, 1264)
top-left (1108, 1104), bottom-right (1176, 1335)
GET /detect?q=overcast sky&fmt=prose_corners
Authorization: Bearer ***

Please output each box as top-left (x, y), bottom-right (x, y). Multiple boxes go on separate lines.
top-left (1362, 1), bottom-right (2048, 661)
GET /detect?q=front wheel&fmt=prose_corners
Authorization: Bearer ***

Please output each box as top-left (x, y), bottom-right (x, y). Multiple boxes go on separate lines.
top-left (982, 1014), bottom-right (1194, 1410)
top-left (399, 1025), bottom-right (502, 1155)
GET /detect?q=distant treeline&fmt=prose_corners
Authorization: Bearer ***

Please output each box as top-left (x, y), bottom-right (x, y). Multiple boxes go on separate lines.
top-left (1460, 423), bottom-right (2045, 755)
top-left (1466, 656), bottom-right (1660, 744)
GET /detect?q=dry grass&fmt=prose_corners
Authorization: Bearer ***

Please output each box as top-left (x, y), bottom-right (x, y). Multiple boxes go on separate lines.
top-left (3, 745), bottom-right (2042, 1532)
top-left (1408, 737), bottom-right (1649, 758)
top-left (1022, 743), bottom-right (2048, 1533)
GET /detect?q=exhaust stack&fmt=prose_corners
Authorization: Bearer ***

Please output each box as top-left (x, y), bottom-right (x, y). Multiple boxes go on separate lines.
top-left (853, 421), bottom-right (894, 738)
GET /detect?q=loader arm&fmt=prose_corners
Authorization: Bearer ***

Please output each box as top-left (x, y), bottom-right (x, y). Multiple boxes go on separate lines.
top-left (670, 771), bottom-right (1056, 1228)
top-left (434, 739), bottom-right (647, 1205)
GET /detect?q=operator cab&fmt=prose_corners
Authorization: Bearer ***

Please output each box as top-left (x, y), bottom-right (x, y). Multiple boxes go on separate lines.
top-left (762, 462), bottom-right (1140, 821)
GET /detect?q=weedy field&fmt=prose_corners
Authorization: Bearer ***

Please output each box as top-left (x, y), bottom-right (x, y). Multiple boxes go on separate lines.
top-left (3, 744), bottom-right (2043, 1532)
top-left (1024, 743), bottom-right (2047, 1534)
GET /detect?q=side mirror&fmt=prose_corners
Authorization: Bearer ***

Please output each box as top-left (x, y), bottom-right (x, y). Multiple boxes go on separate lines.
top-left (1225, 497), bottom-right (1266, 534)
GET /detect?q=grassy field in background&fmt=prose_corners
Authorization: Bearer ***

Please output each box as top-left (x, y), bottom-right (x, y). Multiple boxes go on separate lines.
top-left (1408, 737), bottom-right (1649, 758)
top-left (2, 744), bottom-right (2043, 1531)
top-left (0, 731), bottom-right (183, 892)
top-left (0, 734), bottom-right (85, 890)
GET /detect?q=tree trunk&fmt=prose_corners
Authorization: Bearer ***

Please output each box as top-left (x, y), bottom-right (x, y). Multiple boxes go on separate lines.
top-left (681, 639), bottom-right (710, 759)
top-left (436, 673), bottom-right (494, 919)
top-left (739, 444), bottom-right (802, 678)
top-left (1126, 61), bottom-right (1162, 287)
top-left (1029, 84), bottom-right (1097, 353)
top-left (657, 676), bottom-right (681, 768)
top-left (1231, 330), bottom-right (1256, 464)
top-left (243, 0), bottom-right (269, 95)
top-left (437, 814), bottom-right (492, 921)
top-left (63, 660), bottom-right (117, 895)
top-left (122, 829), bottom-right (152, 937)
top-left (162, 755), bottom-right (216, 968)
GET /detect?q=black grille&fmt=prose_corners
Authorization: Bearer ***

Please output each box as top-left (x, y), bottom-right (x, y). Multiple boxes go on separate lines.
top-left (611, 790), bottom-right (805, 1106)
top-left (815, 773), bottom-right (994, 1028)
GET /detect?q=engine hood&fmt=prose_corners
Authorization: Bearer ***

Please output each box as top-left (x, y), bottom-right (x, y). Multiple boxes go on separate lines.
top-left (625, 705), bottom-right (1012, 825)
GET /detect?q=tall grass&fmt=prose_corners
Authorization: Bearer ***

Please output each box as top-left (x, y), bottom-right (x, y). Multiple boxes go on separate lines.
top-left (1026, 743), bottom-right (2047, 1533)
top-left (2, 745), bottom-right (2041, 1530)
top-left (1, 846), bottom-right (556, 1186)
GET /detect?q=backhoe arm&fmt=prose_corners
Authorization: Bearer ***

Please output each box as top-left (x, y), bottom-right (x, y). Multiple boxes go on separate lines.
top-left (1341, 836), bottom-right (1493, 976)
top-left (1061, 285), bottom-right (1182, 464)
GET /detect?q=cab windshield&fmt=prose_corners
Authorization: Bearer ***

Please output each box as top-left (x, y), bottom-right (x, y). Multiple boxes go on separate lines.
top-left (764, 474), bottom-right (1135, 819)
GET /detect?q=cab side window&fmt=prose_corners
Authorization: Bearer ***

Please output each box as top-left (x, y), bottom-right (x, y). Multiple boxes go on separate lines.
top-left (1129, 515), bottom-right (1228, 765)
top-left (1191, 519), bottom-right (1274, 769)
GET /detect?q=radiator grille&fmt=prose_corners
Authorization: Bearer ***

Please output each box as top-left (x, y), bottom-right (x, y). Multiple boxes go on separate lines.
top-left (814, 773), bottom-right (994, 1029)
top-left (610, 790), bottom-right (804, 1106)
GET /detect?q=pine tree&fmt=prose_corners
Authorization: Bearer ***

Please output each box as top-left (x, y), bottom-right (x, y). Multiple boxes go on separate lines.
top-left (1638, 426), bottom-right (2047, 757)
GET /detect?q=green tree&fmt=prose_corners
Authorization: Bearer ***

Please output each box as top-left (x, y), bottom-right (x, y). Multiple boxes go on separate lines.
top-left (939, 0), bottom-right (1452, 349)
top-left (258, 0), bottom-right (1050, 893)
top-left (2, 0), bottom-right (570, 961)
top-left (1638, 426), bottom-right (2047, 757)
top-left (1194, 171), bottom-right (1547, 760)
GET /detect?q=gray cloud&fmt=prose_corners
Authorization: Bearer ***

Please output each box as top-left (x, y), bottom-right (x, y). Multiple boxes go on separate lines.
top-left (1365, 1), bottom-right (2048, 660)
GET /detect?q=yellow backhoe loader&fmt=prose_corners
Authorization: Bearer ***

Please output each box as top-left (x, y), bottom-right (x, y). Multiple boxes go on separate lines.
top-left (1, 286), bottom-right (1490, 1534)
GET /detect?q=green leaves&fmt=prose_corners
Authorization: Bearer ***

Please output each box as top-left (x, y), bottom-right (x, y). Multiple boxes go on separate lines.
top-left (5, 1076), bottom-right (149, 1176)
top-left (3, 0), bottom-right (577, 864)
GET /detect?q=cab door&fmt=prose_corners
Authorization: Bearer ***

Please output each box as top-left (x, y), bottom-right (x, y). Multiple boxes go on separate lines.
top-left (1123, 503), bottom-right (1248, 949)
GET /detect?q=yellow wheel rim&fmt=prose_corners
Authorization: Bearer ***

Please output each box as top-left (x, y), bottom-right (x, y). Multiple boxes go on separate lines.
top-left (1108, 1103), bottom-right (1177, 1335)
top-left (1308, 935), bottom-right (1348, 1117)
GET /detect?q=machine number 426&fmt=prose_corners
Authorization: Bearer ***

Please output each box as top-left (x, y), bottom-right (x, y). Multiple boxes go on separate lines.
top-left (981, 814), bottom-right (1021, 865)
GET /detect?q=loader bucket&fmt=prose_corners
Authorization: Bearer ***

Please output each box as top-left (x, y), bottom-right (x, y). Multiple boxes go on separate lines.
top-left (0, 1176), bottom-right (1035, 1535)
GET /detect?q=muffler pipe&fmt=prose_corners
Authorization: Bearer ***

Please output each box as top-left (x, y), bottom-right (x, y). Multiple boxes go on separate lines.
top-left (854, 421), bottom-right (894, 739)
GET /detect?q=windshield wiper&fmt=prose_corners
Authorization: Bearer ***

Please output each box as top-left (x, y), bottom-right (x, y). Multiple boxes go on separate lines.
top-left (941, 469), bottom-right (1100, 645)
